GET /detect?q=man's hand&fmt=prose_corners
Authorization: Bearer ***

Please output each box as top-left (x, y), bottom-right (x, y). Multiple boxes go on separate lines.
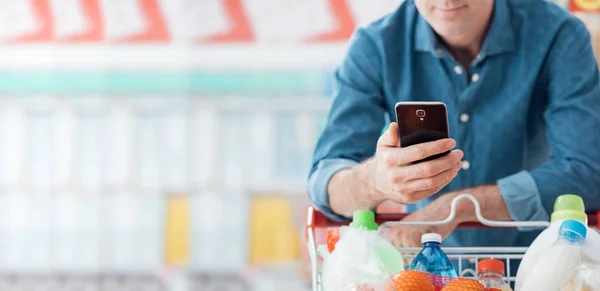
top-left (368, 122), bottom-right (463, 204)
top-left (385, 193), bottom-right (462, 248)
top-left (328, 122), bottom-right (463, 217)
top-left (386, 185), bottom-right (512, 248)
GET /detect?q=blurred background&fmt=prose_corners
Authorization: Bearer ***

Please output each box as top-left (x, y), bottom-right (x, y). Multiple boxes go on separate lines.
top-left (0, 1), bottom-right (597, 290)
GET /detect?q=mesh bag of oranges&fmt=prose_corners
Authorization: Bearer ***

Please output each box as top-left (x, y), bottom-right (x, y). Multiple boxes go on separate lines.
top-left (383, 270), bottom-right (502, 291)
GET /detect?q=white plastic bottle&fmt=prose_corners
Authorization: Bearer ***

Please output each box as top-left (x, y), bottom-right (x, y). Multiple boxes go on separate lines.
top-left (515, 195), bottom-right (600, 291)
top-left (520, 219), bottom-right (587, 291)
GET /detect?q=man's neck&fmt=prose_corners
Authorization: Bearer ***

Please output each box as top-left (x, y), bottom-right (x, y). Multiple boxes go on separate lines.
top-left (439, 7), bottom-right (494, 68)
top-left (447, 44), bottom-right (482, 69)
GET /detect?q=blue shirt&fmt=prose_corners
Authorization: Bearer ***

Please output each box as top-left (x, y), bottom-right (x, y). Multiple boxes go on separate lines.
top-left (308, 0), bottom-right (600, 247)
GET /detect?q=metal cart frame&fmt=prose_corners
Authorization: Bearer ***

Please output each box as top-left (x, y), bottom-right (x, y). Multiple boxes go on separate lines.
top-left (306, 194), bottom-right (600, 291)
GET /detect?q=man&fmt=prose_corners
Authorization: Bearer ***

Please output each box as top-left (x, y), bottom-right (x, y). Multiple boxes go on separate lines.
top-left (308, 0), bottom-right (600, 249)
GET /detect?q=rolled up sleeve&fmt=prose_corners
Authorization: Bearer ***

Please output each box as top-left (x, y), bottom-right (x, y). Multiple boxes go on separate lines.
top-left (498, 171), bottom-right (549, 231)
top-left (307, 28), bottom-right (387, 220)
top-left (498, 18), bottom-right (600, 230)
top-left (308, 159), bottom-right (359, 221)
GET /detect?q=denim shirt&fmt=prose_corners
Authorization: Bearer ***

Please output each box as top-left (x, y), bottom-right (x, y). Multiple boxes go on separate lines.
top-left (308, 0), bottom-right (600, 247)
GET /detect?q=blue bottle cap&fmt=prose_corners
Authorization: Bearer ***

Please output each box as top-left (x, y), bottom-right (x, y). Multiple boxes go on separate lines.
top-left (559, 219), bottom-right (587, 238)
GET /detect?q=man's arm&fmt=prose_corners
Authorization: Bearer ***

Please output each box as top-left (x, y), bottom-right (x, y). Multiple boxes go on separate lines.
top-left (495, 18), bottom-right (600, 226)
top-left (308, 28), bottom-right (387, 221)
top-left (387, 185), bottom-right (511, 247)
top-left (309, 29), bottom-right (462, 220)
top-left (443, 185), bottom-right (512, 222)
top-left (389, 19), bottom-right (600, 247)
top-left (442, 18), bottom-right (600, 227)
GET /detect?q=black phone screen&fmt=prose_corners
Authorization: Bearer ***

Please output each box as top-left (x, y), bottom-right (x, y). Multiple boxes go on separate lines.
top-left (395, 103), bottom-right (450, 163)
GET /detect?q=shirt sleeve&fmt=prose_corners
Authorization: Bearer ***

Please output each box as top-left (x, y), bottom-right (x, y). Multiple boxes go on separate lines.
top-left (307, 28), bottom-right (387, 221)
top-left (498, 18), bottom-right (600, 230)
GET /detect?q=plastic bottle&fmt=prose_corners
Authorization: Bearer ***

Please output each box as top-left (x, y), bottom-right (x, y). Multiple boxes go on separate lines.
top-left (409, 233), bottom-right (458, 277)
top-left (515, 195), bottom-right (600, 290)
top-left (520, 220), bottom-right (587, 291)
top-left (477, 259), bottom-right (512, 291)
top-left (349, 210), bottom-right (405, 274)
top-left (322, 210), bottom-right (405, 291)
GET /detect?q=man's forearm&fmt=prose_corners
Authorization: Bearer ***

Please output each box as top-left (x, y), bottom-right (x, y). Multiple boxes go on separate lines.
top-left (449, 185), bottom-right (513, 223)
top-left (328, 158), bottom-right (386, 217)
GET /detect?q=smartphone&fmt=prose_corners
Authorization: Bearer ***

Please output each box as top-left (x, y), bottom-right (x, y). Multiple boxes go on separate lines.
top-left (395, 101), bottom-right (451, 163)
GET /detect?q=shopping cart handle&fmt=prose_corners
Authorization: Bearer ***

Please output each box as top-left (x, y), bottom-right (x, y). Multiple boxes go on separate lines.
top-left (306, 206), bottom-right (600, 229)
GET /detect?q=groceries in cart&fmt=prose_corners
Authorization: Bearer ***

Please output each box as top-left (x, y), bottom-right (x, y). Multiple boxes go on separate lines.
top-left (519, 219), bottom-right (590, 291)
top-left (409, 233), bottom-right (458, 278)
top-left (388, 271), bottom-right (485, 291)
top-left (477, 259), bottom-right (512, 291)
top-left (562, 264), bottom-right (600, 291)
top-left (388, 270), bottom-right (436, 291)
top-left (515, 195), bottom-right (600, 291)
top-left (439, 278), bottom-right (485, 291)
top-left (323, 217), bottom-right (492, 291)
top-left (387, 271), bottom-right (485, 291)
top-left (327, 228), bottom-right (341, 253)
top-left (313, 193), bottom-right (600, 291)
top-left (322, 210), bottom-right (405, 291)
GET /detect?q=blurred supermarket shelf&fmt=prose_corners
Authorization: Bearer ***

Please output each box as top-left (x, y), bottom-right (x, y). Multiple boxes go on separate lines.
top-left (0, 45), bottom-right (346, 71)
top-left (0, 95), bottom-right (330, 192)
top-left (0, 269), bottom-right (309, 291)
top-left (0, 92), bottom-right (323, 290)
top-left (0, 0), bottom-right (404, 45)
top-left (0, 74), bottom-right (330, 98)
top-left (0, 191), bottom-right (310, 290)
top-left (0, 274), bottom-right (164, 291)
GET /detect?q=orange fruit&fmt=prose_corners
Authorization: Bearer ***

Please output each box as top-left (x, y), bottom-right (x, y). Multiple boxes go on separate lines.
top-left (440, 278), bottom-right (484, 291)
top-left (388, 270), bottom-right (436, 291)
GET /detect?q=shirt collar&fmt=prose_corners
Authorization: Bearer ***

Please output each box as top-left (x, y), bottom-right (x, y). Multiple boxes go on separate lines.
top-left (414, 0), bottom-right (515, 57)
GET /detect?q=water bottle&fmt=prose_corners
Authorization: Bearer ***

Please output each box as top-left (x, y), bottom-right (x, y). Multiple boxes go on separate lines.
top-left (478, 259), bottom-right (512, 291)
top-left (409, 233), bottom-right (458, 277)
top-left (519, 220), bottom-right (587, 291)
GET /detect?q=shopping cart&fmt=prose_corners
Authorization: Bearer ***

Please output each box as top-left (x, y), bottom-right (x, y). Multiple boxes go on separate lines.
top-left (305, 194), bottom-right (600, 291)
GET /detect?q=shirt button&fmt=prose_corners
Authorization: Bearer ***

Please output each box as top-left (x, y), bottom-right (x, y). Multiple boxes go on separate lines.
top-left (472, 73), bottom-right (480, 82)
top-left (436, 48), bottom-right (443, 55)
top-left (454, 66), bottom-right (463, 75)
top-left (462, 160), bottom-right (471, 170)
top-left (460, 113), bottom-right (470, 123)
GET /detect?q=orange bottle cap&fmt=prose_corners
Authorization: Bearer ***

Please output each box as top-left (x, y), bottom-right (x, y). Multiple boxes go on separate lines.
top-left (478, 259), bottom-right (505, 275)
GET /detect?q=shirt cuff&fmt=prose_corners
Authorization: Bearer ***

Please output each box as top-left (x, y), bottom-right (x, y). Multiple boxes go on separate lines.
top-left (497, 170), bottom-right (550, 231)
top-left (308, 158), bottom-right (359, 222)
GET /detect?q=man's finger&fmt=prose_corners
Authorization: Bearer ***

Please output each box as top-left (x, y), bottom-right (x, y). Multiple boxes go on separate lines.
top-left (377, 122), bottom-right (400, 147)
top-left (382, 138), bottom-right (457, 167)
top-left (400, 149), bottom-right (463, 180)
top-left (390, 162), bottom-right (461, 204)
top-left (404, 162), bottom-right (462, 192)
top-left (402, 138), bottom-right (457, 164)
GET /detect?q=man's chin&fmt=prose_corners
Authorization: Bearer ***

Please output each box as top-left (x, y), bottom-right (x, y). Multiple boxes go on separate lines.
top-left (434, 28), bottom-right (473, 45)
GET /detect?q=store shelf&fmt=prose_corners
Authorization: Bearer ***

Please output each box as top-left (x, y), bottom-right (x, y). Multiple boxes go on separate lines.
top-left (191, 192), bottom-right (249, 273)
top-left (0, 45), bottom-right (346, 72)
top-left (0, 71), bottom-right (327, 94)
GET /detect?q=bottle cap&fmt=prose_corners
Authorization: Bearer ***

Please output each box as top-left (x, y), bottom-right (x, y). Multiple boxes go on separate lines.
top-left (560, 219), bottom-right (587, 238)
top-left (478, 259), bottom-right (505, 275)
top-left (421, 233), bottom-right (442, 244)
top-left (551, 194), bottom-right (588, 224)
top-left (349, 210), bottom-right (378, 231)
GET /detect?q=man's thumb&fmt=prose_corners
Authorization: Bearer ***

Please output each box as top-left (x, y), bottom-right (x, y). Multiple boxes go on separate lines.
top-left (378, 122), bottom-right (399, 147)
